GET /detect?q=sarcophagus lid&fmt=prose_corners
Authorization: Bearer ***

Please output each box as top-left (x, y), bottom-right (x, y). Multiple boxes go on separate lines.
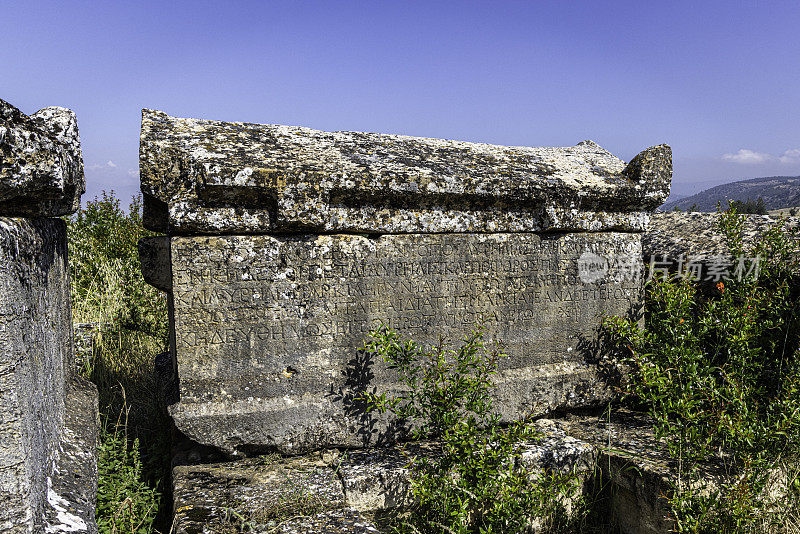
top-left (140, 109), bottom-right (670, 235)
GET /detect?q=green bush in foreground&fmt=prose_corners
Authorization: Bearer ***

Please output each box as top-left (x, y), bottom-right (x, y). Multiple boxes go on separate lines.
top-left (602, 208), bottom-right (800, 532)
top-left (96, 420), bottom-right (159, 534)
top-left (363, 327), bottom-right (584, 534)
top-left (67, 192), bottom-right (169, 533)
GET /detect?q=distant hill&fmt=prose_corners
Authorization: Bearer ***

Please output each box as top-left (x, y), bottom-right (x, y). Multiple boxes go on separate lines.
top-left (660, 176), bottom-right (800, 212)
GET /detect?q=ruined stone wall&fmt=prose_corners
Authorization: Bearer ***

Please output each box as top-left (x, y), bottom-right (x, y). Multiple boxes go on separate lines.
top-left (0, 98), bottom-right (98, 533)
top-left (140, 109), bottom-right (672, 457)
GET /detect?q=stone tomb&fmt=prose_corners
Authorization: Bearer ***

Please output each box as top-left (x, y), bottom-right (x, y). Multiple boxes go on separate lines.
top-left (140, 110), bottom-right (671, 455)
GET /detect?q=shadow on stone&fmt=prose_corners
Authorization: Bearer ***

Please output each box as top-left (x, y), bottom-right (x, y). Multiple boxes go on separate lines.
top-left (328, 348), bottom-right (405, 448)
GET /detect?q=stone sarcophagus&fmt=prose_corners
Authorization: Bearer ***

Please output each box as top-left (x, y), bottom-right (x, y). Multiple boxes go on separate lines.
top-left (139, 109), bottom-right (671, 455)
top-left (1, 98), bottom-right (97, 533)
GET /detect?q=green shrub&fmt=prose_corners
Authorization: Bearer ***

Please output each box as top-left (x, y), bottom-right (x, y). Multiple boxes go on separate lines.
top-left (67, 192), bottom-right (170, 533)
top-left (96, 416), bottom-right (160, 534)
top-left (729, 197), bottom-right (769, 215)
top-left (363, 327), bottom-right (584, 534)
top-left (602, 208), bottom-right (800, 531)
top-left (68, 191), bottom-right (166, 339)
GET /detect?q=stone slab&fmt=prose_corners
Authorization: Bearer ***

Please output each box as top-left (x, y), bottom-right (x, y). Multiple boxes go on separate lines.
top-left (171, 409), bottom-right (794, 534)
top-left (159, 231), bottom-right (642, 454)
top-left (0, 99), bottom-right (84, 217)
top-left (0, 218), bottom-right (71, 531)
top-left (544, 411), bottom-right (674, 534)
top-left (548, 409), bottom-right (799, 534)
top-left (336, 428), bottom-right (595, 521)
top-left (140, 109), bottom-right (671, 234)
top-left (43, 376), bottom-right (99, 534)
top-left (171, 454), bottom-right (382, 534)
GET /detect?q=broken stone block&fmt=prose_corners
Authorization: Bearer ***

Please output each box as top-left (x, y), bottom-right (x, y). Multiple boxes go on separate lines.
top-left (521, 420), bottom-right (598, 474)
top-left (0, 99), bottom-right (85, 217)
top-left (0, 217), bottom-right (98, 533)
top-left (139, 109), bottom-right (671, 235)
top-left (336, 446), bottom-right (429, 513)
top-left (333, 432), bottom-right (596, 527)
top-left (159, 231), bottom-right (642, 455)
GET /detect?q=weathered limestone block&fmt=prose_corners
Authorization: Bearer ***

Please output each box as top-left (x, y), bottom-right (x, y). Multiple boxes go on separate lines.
top-left (0, 99), bottom-right (85, 216)
top-left (171, 454), bottom-right (382, 534)
top-left (644, 211), bottom-right (800, 261)
top-left (563, 408), bottom-right (798, 534)
top-left (140, 109), bottom-right (671, 234)
top-left (0, 218), bottom-right (98, 533)
top-left (0, 218), bottom-right (70, 530)
top-left (337, 446), bottom-right (430, 512)
top-left (155, 231), bottom-right (642, 454)
top-left (271, 510), bottom-right (382, 534)
top-left (336, 428), bottom-right (597, 524)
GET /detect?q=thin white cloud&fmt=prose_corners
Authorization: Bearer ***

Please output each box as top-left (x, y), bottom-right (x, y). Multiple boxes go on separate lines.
top-left (127, 169), bottom-right (138, 177)
top-left (779, 149), bottom-right (800, 165)
top-left (721, 149), bottom-right (775, 164)
top-left (721, 147), bottom-right (800, 165)
top-left (86, 161), bottom-right (120, 171)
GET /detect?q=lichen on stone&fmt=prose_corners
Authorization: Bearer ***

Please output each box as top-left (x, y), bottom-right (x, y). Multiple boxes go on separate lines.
top-left (0, 99), bottom-right (85, 217)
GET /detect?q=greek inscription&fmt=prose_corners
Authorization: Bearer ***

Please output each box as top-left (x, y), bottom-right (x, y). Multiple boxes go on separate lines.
top-left (171, 233), bottom-right (642, 374)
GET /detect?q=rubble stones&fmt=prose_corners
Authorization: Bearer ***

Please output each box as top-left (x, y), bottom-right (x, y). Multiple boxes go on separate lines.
top-left (0, 99), bottom-right (85, 216)
top-left (140, 109), bottom-right (671, 235)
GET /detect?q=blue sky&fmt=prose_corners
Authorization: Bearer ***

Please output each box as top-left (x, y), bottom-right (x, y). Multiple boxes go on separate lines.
top-left (3, 0), bottom-right (799, 204)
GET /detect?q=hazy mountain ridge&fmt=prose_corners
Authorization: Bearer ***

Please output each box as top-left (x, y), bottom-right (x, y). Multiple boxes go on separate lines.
top-left (661, 176), bottom-right (800, 212)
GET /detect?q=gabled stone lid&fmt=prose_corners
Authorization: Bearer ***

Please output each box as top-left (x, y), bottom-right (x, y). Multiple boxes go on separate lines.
top-left (140, 109), bottom-right (671, 235)
top-left (0, 99), bottom-right (85, 217)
